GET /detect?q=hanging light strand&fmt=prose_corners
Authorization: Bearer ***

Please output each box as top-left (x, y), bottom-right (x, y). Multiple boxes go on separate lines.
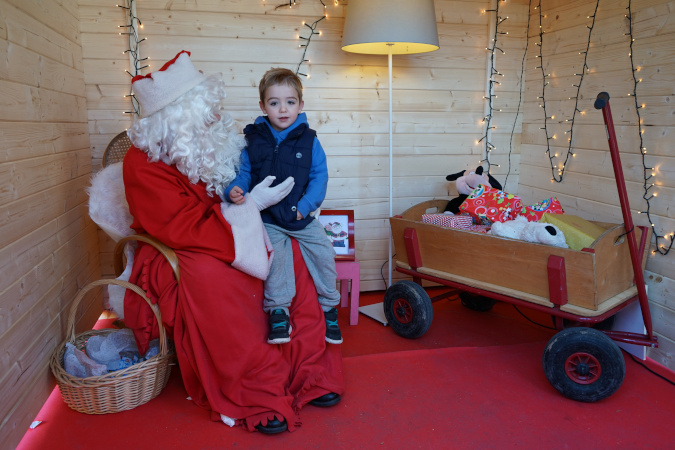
top-left (275, 1), bottom-right (332, 78)
top-left (535, 0), bottom-right (552, 173)
top-left (275, 0), bottom-right (298, 10)
top-left (625, 1), bottom-right (673, 255)
top-left (558, 0), bottom-right (598, 181)
top-left (118, 0), bottom-right (146, 116)
top-left (505, 0), bottom-right (532, 189)
top-left (480, 0), bottom-right (508, 175)
top-left (296, 5), bottom-right (327, 78)
top-left (537, 0), bottom-right (598, 183)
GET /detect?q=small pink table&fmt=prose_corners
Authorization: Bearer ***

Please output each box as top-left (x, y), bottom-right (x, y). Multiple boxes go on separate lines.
top-left (335, 259), bottom-right (360, 325)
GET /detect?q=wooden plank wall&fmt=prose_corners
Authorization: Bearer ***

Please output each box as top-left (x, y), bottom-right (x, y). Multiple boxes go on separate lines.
top-left (80, 0), bottom-right (528, 292)
top-left (518, 0), bottom-right (675, 368)
top-left (0, 0), bottom-right (102, 447)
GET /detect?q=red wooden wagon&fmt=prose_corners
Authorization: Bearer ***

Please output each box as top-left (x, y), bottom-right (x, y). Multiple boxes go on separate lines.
top-left (383, 92), bottom-right (658, 402)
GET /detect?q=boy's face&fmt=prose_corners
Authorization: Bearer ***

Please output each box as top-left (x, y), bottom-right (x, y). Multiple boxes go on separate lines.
top-left (259, 83), bottom-right (304, 132)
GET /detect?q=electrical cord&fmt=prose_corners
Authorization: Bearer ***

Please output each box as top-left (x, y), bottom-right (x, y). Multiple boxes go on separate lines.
top-left (627, 351), bottom-right (675, 387)
top-left (380, 253), bottom-right (396, 289)
top-left (512, 305), bottom-right (557, 330)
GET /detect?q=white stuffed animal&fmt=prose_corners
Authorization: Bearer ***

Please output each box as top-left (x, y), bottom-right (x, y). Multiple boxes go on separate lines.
top-left (490, 215), bottom-right (568, 248)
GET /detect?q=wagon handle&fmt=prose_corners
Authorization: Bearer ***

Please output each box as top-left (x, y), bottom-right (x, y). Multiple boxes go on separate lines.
top-left (594, 91), bottom-right (655, 343)
top-left (593, 91), bottom-right (610, 110)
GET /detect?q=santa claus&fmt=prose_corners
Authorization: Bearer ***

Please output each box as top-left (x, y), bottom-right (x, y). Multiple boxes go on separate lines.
top-left (119, 51), bottom-right (344, 433)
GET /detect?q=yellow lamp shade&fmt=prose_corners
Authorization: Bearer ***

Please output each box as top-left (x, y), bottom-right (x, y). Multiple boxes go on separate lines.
top-left (341, 0), bottom-right (439, 55)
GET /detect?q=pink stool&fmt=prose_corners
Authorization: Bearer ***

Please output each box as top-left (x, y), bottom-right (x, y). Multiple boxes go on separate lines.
top-left (335, 259), bottom-right (360, 325)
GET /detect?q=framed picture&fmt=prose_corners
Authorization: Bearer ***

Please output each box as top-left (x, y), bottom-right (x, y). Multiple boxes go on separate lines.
top-left (317, 209), bottom-right (355, 260)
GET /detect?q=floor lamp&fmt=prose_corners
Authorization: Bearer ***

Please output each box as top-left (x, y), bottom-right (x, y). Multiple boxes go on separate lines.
top-left (341, 0), bottom-right (439, 287)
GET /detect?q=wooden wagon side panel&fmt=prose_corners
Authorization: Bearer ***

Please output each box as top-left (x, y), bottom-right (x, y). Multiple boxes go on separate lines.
top-left (590, 225), bottom-right (649, 309)
top-left (390, 216), bottom-right (599, 309)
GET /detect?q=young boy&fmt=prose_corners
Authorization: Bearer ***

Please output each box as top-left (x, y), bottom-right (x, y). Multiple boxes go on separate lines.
top-left (225, 68), bottom-right (342, 345)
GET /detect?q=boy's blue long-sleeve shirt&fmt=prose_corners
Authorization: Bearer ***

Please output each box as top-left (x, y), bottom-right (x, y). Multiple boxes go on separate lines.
top-left (224, 112), bottom-right (328, 219)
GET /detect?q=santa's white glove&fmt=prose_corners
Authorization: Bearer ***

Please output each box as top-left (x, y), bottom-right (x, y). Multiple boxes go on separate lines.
top-left (248, 176), bottom-right (295, 211)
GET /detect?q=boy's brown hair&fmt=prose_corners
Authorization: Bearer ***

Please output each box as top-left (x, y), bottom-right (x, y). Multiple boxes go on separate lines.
top-left (259, 68), bottom-right (303, 103)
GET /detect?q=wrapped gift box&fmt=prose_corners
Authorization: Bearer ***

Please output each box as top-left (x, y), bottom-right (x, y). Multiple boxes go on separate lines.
top-left (422, 213), bottom-right (473, 228)
top-left (520, 197), bottom-right (564, 222)
top-left (459, 185), bottom-right (522, 225)
top-left (467, 224), bottom-right (491, 234)
top-left (421, 213), bottom-right (490, 233)
top-left (540, 213), bottom-right (607, 251)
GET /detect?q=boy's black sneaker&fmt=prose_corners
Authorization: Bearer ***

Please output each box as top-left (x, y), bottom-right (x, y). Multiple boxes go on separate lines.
top-left (324, 308), bottom-right (342, 344)
top-left (267, 309), bottom-right (292, 344)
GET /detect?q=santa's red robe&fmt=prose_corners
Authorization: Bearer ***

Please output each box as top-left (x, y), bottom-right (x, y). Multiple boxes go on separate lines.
top-left (122, 146), bottom-right (344, 431)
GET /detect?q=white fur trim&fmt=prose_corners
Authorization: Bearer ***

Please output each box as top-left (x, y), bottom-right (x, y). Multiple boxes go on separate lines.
top-left (107, 242), bottom-right (136, 319)
top-left (220, 198), bottom-right (273, 280)
top-left (87, 162), bottom-right (134, 242)
top-left (132, 52), bottom-right (206, 117)
top-left (220, 414), bottom-right (236, 427)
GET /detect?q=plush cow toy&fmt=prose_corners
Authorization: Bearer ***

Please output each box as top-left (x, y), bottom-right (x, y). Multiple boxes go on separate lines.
top-left (444, 165), bottom-right (503, 214)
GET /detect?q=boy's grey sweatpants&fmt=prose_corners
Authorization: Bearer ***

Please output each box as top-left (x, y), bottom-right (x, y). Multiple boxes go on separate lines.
top-left (263, 219), bottom-right (341, 314)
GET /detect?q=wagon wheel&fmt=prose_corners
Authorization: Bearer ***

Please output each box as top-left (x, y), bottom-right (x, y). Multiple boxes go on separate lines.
top-left (542, 327), bottom-right (625, 402)
top-left (383, 280), bottom-right (433, 339)
top-left (459, 291), bottom-right (496, 312)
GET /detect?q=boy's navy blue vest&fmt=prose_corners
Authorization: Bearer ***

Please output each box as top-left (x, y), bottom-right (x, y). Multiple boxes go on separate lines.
top-left (244, 120), bottom-right (316, 231)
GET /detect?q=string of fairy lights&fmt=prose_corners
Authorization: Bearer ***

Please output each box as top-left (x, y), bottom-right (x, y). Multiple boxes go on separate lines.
top-left (535, 0), bottom-right (598, 183)
top-left (625, 1), bottom-right (673, 255)
top-left (479, 0), bottom-right (508, 176)
top-left (117, 0), bottom-right (146, 116)
top-left (295, 1), bottom-right (327, 78)
top-left (271, 0), bottom-right (339, 78)
top-left (504, 0), bottom-right (532, 189)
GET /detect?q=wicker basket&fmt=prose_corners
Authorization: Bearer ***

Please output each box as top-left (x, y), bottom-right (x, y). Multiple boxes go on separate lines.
top-left (50, 278), bottom-right (174, 414)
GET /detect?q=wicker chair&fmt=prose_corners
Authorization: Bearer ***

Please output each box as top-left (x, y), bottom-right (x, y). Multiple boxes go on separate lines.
top-left (102, 130), bottom-right (133, 168)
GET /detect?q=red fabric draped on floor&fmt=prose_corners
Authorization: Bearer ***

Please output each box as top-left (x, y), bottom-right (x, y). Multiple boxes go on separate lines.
top-left (124, 231), bottom-right (344, 432)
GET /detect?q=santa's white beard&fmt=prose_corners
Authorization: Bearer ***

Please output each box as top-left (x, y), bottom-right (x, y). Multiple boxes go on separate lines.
top-left (170, 114), bottom-right (245, 197)
top-left (128, 76), bottom-right (246, 197)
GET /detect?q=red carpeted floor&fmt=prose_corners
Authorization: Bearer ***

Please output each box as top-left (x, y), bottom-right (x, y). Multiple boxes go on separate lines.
top-left (18, 289), bottom-right (675, 449)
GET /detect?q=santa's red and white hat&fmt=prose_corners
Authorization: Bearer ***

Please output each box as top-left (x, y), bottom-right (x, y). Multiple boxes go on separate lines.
top-left (132, 50), bottom-right (206, 117)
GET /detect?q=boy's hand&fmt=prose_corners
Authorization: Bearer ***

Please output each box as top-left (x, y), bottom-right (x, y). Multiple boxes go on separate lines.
top-left (229, 186), bottom-right (245, 205)
top-left (297, 211), bottom-right (303, 220)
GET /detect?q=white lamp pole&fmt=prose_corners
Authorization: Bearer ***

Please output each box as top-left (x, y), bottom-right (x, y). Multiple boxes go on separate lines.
top-left (387, 44), bottom-right (393, 286)
top-left (341, 0), bottom-right (440, 288)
